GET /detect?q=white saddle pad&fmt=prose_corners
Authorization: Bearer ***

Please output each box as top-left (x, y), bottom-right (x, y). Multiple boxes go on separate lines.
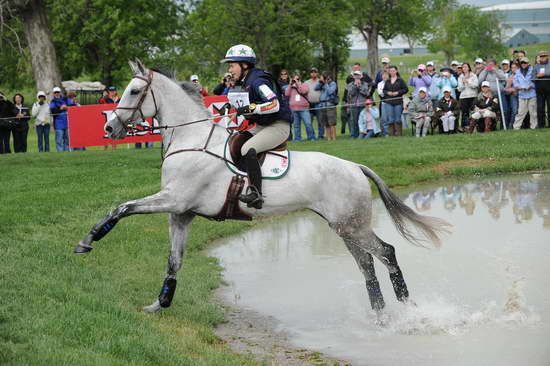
top-left (223, 138), bottom-right (290, 180)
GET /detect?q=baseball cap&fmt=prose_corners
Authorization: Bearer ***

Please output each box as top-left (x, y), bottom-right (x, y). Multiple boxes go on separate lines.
top-left (475, 58), bottom-right (484, 64)
top-left (52, 87), bottom-right (62, 93)
top-left (426, 61), bottom-right (434, 66)
top-left (310, 67), bottom-right (319, 72)
top-left (501, 59), bottom-right (510, 65)
top-left (381, 57), bottom-right (390, 64)
top-left (451, 60), bottom-right (459, 66)
top-left (418, 63), bottom-right (426, 70)
top-left (418, 87), bottom-right (428, 94)
top-left (190, 74), bottom-right (199, 81)
top-left (353, 70), bottom-right (362, 75)
top-left (481, 81), bottom-right (491, 87)
top-left (37, 91), bottom-right (46, 98)
top-left (538, 50), bottom-right (549, 57)
top-left (365, 98), bottom-right (373, 105)
top-left (520, 57), bottom-right (529, 63)
top-left (107, 86), bottom-right (117, 91)
top-left (442, 86), bottom-right (452, 93)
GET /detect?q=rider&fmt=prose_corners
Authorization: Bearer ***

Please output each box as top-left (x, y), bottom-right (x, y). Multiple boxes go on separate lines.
top-left (221, 44), bottom-right (292, 209)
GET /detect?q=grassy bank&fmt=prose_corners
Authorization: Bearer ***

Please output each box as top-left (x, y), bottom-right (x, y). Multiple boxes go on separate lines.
top-left (1, 129), bottom-right (550, 365)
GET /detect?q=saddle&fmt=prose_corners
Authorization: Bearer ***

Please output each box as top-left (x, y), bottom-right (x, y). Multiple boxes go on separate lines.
top-left (228, 132), bottom-right (287, 172)
top-left (210, 132), bottom-right (289, 222)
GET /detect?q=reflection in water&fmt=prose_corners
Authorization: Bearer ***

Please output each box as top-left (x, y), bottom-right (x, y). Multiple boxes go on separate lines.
top-left (405, 174), bottom-right (550, 227)
top-left (212, 174), bottom-right (550, 366)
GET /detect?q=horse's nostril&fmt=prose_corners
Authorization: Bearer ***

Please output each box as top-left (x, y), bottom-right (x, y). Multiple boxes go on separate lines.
top-left (105, 125), bottom-right (113, 133)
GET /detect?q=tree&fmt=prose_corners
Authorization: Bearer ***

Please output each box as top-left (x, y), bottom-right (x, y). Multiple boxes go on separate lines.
top-left (0, 0), bottom-right (62, 92)
top-left (427, 4), bottom-right (507, 65)
top-left (181, 0), bottom-right (350, 80)
top-left (349, 0), bottom-right (427, 77)
top-left (48, 0), bottom-right (181, 86)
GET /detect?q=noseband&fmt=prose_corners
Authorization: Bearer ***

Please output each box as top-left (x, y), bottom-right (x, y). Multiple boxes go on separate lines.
top-left (111, 70), bottom-right (158, 131)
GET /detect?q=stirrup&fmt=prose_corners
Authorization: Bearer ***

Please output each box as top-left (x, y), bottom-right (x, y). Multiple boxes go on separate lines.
top-left (239, 186), bottom-right (264, 209)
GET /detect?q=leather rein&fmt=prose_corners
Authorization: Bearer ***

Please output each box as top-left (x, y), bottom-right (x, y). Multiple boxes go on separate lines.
top-left (112, 70), bottom-right (239, 167)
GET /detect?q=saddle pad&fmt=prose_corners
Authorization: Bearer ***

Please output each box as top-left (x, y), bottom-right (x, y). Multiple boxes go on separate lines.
top-left (223, 138), bottom-right (290, 180)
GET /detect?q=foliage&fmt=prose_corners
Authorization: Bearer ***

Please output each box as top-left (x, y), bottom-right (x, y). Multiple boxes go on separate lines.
top-left (47, 0), bottom-right (182, 86)
top-left (0, 14), bottom-right (34, 89)
top-left (180, 0), bottom-right (351, 81)
top-left (427, 4), bottom-right (508, 64)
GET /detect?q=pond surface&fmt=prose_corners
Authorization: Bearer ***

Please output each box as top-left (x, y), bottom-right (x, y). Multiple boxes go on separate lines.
top-left (211, 173), bottom-right (550, 366)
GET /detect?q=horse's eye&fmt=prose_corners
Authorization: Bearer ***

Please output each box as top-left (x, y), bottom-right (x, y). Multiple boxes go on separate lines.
top-left (130, 89), bottom-right (140, 95)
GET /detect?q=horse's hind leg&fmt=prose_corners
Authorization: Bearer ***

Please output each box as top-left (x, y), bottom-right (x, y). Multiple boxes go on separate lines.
top-left (371, 235), bottom-right (409, 303)
top-left (74, 191), bottom-right (176, 254)
top-left (343, 239), bottom-right (385, 312)
top-left (144, 212), bottom-right (194, 313)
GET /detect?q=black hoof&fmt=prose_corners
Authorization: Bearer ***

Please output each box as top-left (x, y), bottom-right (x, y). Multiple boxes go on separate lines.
top-left (73, 241), bottom-right (94, 254)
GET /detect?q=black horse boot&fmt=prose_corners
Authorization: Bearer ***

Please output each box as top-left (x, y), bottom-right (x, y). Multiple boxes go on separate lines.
top-left (239, 148), bottom-right (264, 209)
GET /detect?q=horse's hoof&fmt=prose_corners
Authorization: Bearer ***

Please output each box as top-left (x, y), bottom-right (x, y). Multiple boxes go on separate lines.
top-left (143, 300), bottom-right (162, 313)
top-left (73, 241), bottom-right (94, 254)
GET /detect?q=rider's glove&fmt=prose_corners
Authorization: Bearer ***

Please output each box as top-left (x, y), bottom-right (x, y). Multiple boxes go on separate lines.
top-left (236, 104), bottom-right (256, 116)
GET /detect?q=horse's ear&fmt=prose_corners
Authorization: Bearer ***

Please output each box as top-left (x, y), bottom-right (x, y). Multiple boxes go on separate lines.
top-left (128, 60), bottom-right (139, 75)
top-left (135, 58), bottom-right (146, 75)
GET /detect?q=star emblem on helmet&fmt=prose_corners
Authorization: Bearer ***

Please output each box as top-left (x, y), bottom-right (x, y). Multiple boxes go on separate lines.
top-left (239, 48), bottom-right (247, 55)
top-left (227, 48), bottom-right (234, 55)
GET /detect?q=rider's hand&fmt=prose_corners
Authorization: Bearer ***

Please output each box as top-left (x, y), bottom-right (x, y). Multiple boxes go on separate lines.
top-left (236, 104), bottom-right (256, 116)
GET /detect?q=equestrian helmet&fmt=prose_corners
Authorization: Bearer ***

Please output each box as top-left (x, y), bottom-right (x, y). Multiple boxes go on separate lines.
top-left (220, 44), bottom-right (256, 64)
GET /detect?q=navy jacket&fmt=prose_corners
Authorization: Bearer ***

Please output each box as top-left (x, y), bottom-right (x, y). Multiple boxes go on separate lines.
top-left (240, 68), bottom-right (291, 126)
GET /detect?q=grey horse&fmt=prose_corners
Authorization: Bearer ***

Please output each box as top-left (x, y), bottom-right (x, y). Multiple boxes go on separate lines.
top-left (74, 60), bottom-right (451, 315)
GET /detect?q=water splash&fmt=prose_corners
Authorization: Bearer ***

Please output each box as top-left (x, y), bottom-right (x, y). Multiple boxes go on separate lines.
top-left (377, 280), bottom-right (540, 336)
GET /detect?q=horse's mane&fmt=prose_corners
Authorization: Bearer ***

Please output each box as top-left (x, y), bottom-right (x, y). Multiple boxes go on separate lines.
top-left (150, 67), bottom-right (204, 106)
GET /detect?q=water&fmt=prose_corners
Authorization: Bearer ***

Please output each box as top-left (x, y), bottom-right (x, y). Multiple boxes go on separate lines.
top-left (211, 173), bottom-right (550, 366)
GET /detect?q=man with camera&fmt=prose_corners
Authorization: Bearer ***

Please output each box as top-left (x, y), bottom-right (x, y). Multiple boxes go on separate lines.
top-left (32, 91), bottom-right (52, 152)
top-left (213, 73), bottom-right (233, 96)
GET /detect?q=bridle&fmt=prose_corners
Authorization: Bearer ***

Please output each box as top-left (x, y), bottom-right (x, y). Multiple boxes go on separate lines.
top-left (111, 70), bottom-right (158, 132)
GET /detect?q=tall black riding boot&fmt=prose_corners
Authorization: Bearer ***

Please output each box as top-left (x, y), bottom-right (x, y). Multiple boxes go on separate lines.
top-left (239, 148), bottom-right (264, 209)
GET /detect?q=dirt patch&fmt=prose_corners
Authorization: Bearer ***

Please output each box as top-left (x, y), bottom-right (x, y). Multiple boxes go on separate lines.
top-left (429, 158), bottom-right (498, 175)
top-left (214, 288), bottom-right (350, 366)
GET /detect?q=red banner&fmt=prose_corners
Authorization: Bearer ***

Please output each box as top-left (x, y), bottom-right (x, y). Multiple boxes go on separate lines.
top-left (67, 96), bottom-right (231, 148)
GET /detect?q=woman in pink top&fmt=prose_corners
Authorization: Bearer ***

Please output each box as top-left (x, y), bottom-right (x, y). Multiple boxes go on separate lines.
top-left (285, 73), bottom-right (316, 141)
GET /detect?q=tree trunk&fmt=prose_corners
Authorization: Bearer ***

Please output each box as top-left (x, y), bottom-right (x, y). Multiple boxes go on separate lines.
top-left (406, 36), bottom-right (415, 54)
top-left (362, 24), bottom-right (379, 79)
top-left (20, 0), bottom-right (62, 93)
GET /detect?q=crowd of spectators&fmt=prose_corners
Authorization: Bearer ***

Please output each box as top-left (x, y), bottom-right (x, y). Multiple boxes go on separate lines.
top-left (2, 48), bottom-right (549, 154)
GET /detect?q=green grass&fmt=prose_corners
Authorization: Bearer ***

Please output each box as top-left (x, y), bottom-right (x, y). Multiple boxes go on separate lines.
top-left (2, 117), bottom-right (550, 364)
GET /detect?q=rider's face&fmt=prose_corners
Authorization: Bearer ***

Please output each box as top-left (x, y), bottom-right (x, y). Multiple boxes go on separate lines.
top-left (228, 63), bottom-right (242, 80)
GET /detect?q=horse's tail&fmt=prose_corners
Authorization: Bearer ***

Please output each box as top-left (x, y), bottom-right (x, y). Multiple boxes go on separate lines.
top-left (359, 165), bottom-right (451, 248)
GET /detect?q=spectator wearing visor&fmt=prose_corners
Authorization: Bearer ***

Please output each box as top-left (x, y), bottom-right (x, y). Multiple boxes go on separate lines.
top-left (32, 91), bottom-right (51, 152)
top-left (513, 57), bottom-right (537, 130)
top-left (437, 86), bottom-right (460, 134)
top-left (450, 60), bottom-right (461, 79)
top-left (190, 75), bottom-right (208, 97)
top-left (409, 64), bottom-right (432, 97)
top-left (534, 50), bottom-right (550, 128)
top-left (374, 57), bottom-right (391, 85)
top-left (221, 44), bottom-right (292, 209)
top-left (474, 58), bottom-right (485, 76)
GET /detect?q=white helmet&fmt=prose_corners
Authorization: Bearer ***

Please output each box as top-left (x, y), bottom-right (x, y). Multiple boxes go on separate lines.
top-left (220, 44), bottom-right (256, 64)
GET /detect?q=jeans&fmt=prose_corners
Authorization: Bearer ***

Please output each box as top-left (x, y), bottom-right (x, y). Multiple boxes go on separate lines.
top-left (500, 93), bottom-right (511, 129)
top-left (55, 128), bottom-right (70, 151)
top-left (510, 95), bottom-right (518, 128)
top-left (349, 106), bottom-right (364, 138)
top-left (309, 104), bottom-right (324, 138)
top-left (359, 130), bottom-right (375, 138)
top-left (37, 125), bottom-right (50, 152)
top-left (292, 110), bottom-right (316, 141)
top-left (382, 103), bottom-right (403, 135)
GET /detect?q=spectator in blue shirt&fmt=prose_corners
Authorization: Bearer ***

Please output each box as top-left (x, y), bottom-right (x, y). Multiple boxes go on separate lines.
top-left (49, 87), bottom-right (72, 151)
top-left (512, 57), bottom-right (537, 129)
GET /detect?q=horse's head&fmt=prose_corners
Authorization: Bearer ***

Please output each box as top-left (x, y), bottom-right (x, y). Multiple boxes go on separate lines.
top-left (104, 59), bottom-right (159, 139)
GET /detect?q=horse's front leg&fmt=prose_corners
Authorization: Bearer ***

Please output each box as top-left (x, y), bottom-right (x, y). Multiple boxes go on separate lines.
top-left (144, 212), bottom-right (195, 313)
top-left (74, 191), bottom-right (176, 254)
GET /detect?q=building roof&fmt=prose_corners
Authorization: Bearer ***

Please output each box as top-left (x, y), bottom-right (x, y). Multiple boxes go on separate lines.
top-left (481, 1), bottom-right (550, 11)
